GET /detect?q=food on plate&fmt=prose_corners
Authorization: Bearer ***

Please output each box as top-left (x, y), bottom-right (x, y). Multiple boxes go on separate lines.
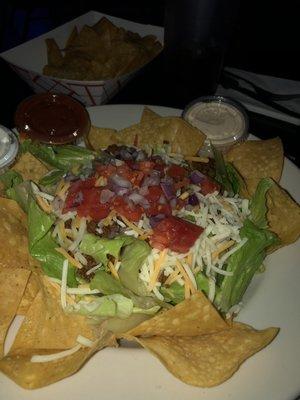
top-left (225, 137), bottom-right (284, 195)
top-left (226, 138), bottom-right (300, 248)
top-left (0, 268), bottom-right (31, 358)
top-left (123, 292), bottom-right (278, 387)
top-left (0, 108), bottom-right (299, 390)
top-left (87, 116), bottom-right (206, 156)
top-left (43, 17), bottom-right (162, 81)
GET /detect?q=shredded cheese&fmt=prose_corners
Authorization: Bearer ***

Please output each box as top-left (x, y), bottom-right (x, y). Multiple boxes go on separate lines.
top-left (148, 248), bottom-right (168, 291)
top-left (55, 247), bottom-right (82, 269)
top-left (36, 195), bottom-right (52, 213)
top-left (211, 240), bottom-right (235, 261)
top-left (60, 260), bottom-right (68, 309)
top-left (31, 344), bottom-right (82, 363)
top-left (108, 260), bottom-right (119, 280)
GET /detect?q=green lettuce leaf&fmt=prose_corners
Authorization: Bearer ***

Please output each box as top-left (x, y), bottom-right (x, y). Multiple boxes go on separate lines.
top-left (118, 240), bottom-right (151, 296)
top-left (79, 233), bottom-right (134, 266)
top-left (39, 169), bottom-right (66, 187)
top-left (21, 140), bottom-right (95, 173)
top-left (28, 197), bottom-right (77, 287)
top-left (160, 271), bottom-right (212, 304)
top-left (249, 177), bottom-right (274, 229)
top-left (66, 294), bottom-right (159, 320)
top-left (215, 218), bottom-right (278, 312)
top-left (90, 270), bottom-right (162, 310)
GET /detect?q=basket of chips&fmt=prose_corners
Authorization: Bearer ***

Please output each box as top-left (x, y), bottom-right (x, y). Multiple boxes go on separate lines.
top-left (0, 11), bottom-right (163, 106)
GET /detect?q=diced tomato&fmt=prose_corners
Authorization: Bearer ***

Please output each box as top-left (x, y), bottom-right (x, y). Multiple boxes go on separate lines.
top-left (95, 164), bottom-right (117, 179)
top-left (136, 161), bottom-right (155, 173)
top-left (150, 216), bottom-right (203, 253)
top-left (174, 177), bottom-right (190, 190)
top-left (144, 186), bottom-right (172, 217)
top-left (77, 187), bottom-right (110, 221)
top-left (145, 185), bottom-right (163, 202)
top-left (200, 178), bottom-right (220, 195)
top-left (115, 165), bottom-right (144, 186)
top-left (63, 178), bottom-right (96, 212)
top-left (113, 196), bottom-right (143, 222)
top-left (167, 165), bottom-right (188, 180)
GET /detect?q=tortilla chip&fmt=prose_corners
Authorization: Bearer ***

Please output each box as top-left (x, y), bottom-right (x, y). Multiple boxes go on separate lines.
top-left (0, 329), bottom-right (114, 389)
top-left (124, 291), bottom-right (227, 338)
top-left (266, 181), bottom-right (300, 248)
top-left (226, 138), bottom-right (284, 196)
top-left (122, 292), bottom-right (279, 387)
top-left (65, 26), bottom-right (78, 49)
top-left (45, 38), bottom-right (63, 67)
top-left (17, 273), bottom-right (41, 315)
top-left (0, 268), bottom-right (30, 358)
top-left (86, 127), bottom-right (119, 150)
top-left (10, 277), bottom-right (99, 353)
top-left (134, 323), bottom-right (278, 387)
top-left (140, 107), bottom-right (161, 123)
top-left (0, 198), bottom-right (31, 270)
top-left (12, 152), bottom-right (49, 182)
top-left (88, 117), bottom-right (206, 156)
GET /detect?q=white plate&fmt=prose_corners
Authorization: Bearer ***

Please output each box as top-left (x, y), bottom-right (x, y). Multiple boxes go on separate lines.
top-left (1, 104), bottom-right (300, 400)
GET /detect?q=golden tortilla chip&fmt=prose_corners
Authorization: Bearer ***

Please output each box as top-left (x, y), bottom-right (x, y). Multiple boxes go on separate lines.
top-left (122, 292), bottom-right (279, 387)
top-left (140, 107), bottom-right (161, 123)
top-left (226, 138), bottom-right (284, 196)
top-left (0, 198), bottom-right (30, 270)
top-left (10, 277), bottom-right (99, 353)
top-left (65, 26), bottom-right (78, 49)
top-left (86, 126), bottom-right (119, 150)
top-left (12, 152), bottom-right (49, 182)
top-left (0, 268), bottom-right (30, 358)
top-left (88, 117), bottom-right (206, 156)
top-left (124, 291), bottom-right (227, 338)
top-left (266, 181), bottom-right (300, 248)
top-left (0, 328), bottom-right (114, 389)
top-left (17, 272), bottom-right (41, 315)
top-left (134, 323), bottom-right (278, 387)
top-left (45, 38), bottom-right (63, 67)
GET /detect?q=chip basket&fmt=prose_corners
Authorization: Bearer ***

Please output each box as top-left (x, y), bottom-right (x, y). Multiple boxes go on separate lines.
top-left (0, 11), bottom-right (164, 107)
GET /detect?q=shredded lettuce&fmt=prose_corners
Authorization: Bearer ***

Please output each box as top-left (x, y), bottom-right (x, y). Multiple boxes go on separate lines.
top-left (215, 218), bottom-right (278, 312)
top-left (249, 177), bottom-right (274, 229)
top-left (28, 197), bottom-right (77, 287)
top-left (79, 233), bottom-right (134, 266)
top-left (66, 294), bottom-right (160, 319)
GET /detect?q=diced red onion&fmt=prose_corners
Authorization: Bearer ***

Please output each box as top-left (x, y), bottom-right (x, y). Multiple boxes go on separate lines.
top-left (170, 198), bottom-right (177, 208)
top-left (160, 182), bottom-right (175, 200)
top-left (100, 189), bottom-right (115, 204)
top-left (139, 186), bottom-right (149, 196)
top-left (128, 192), bottom-right (150, 209)
top-left (190, 170), bottom-right (205, 184)
top-left (119, 148), bottom-right (133, 160)
top-left (149, 214), bottom-right (165, 228)
top-left (72, 191), bottom-right (83, 207)
top-left (109, 174), bottom-right (132, 189)
top-left (142, 174), bottom-right (160, 187)
top-left (158, 195), bottom-right (167, 205)
top-left (188, 193), bottom-right (199, 206)
top-left (135, 151), bottom-right (146, 161)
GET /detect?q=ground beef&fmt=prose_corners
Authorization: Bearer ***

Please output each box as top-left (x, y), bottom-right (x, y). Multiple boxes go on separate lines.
top-left (77, 255), bottom-right (98, 282)
top-left (86, 220), bottom-right (99, 235)
top-left (192, 157), bottom-right (216, 178)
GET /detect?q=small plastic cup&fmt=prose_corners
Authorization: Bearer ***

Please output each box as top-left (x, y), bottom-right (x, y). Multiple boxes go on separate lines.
top-left (14, 93), bottom-right (91, 145)
top-left (0, 125), bottom-right (19, 173)
top-left (183, 95), bottom-right (249, 156)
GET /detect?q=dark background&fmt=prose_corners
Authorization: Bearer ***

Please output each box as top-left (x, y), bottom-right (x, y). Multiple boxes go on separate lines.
top-left (1, 0), bottom-right (299, 164)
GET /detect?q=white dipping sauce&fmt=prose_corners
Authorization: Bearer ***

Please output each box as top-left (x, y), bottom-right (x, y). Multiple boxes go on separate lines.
top-left (184, 97), bottom-right (248, 151)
